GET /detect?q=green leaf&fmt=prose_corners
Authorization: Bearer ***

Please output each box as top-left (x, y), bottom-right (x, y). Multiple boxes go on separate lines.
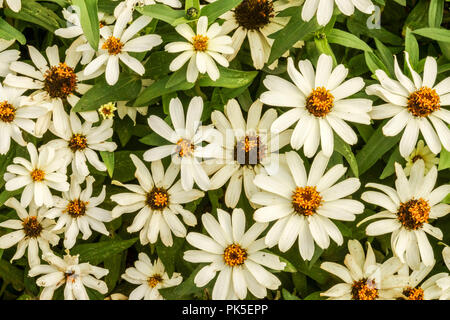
top-left (365, 51), bottom-right (388, 75)
top-left (159, 265), bottom-right (204, 299)
top-left (103, 252), bottom-right (123, 293)
top-left (304, 291), bottom-right (325, 300)
top-left (405, 27), bottom-right (419, 68)
top-left (197, 67), bottom-right (258, 88)
top-left (166, 65), bottom-right (189, 89)
top-left (156, 237), bottom-right (185, 277)
top-left (379, 147), bottom-right (404, 179)
top-left (438, 148), bottom-right (450, 171)
top-left (144, 51), bottom-right (173, 78)
top-left (327, 28), bottom-right (373, 52)
top-left (374, 38), bottom-right (394, 77)
top-left (282, 289), bottom-right (301, 300)
top-left (0, 189), bottom-right (22, 208)
top-left (200, 0), bottom-right (242, 24)
top-left (0, 18), bottom-right (26, 44)
top-left (268, 17), bottom-right (320, 65)
top-left (0, 259), bottom-right (24, 291)
top-left (413, 27), bottom-right (450, 43)
top-left (100, 150), bottom-right (115, 178)
top-left (314, 36), bottom-right (336, 65)
top-left (71, 238), bottom-right (138, 265)
top-left (137, 4), bottom-right (185, 26)
top-left (112, 150), bottom-right (144, 182)
top-left (72, 74), bottom-right (142, 112)
top-left (356, 121), bottom-right (402, 175)
top-left (429, 0), bottom-right (444, 28)
top-left (73, 0), bottom-right (100, 50)
top-left (334, 134), bottom-right (359, 177)
top-left (139, 133), bottom-right (169, 146)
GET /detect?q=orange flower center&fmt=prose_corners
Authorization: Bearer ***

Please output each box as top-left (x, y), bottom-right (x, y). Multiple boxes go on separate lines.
top-left (397, 198), bottom-right (430, 230)
top-left (351, 278), bottom-right (379, 300)
top-left (65, 199), bottom-right (88, 218)
top-left (102, 36), bottom-right (124, 55)
top-left (192, 35), bottom-right (209, 52)
top-left (0, 101), bottom-right (16, 123)
top-left (68, 134), bottom-right (88, 152)
top-left (146, 187), bottom-right (169, 210)
top-left (306, 87), bottom-right (334, 117)
top-left (234, 0), bottom-right (275, 30)
top-left (148, 274), bottom-right (163, 288)
top-left (22, 216), bottom-right (43, 238)
top-left (234, 135), bottom-right (266, 166)
top-left (223, 244), bottom-right (248, 267)
top-left (407, 87), bottom-right (440, 117)
top-left (176, 139), bottom-right (195, 158)
top-left (30, 169), bottom-right (45, 182)
top-left (292, 186), bottom-right (322, 216)
top-left (403, 287), bottom-right (424, 300)
top-left (44, 62), bottom-right (77, 99)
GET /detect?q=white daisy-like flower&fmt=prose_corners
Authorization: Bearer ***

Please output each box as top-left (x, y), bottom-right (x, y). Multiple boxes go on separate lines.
top-left (0, 82), bottom-right (47, 154)
top-left (207, 98), bottom-right (291, 208)
top-left (121, 254), bottom-right (182, 300)
top-left (260, 54), bottom-right (372, 157)
top-left (404, 140), bottom-right (439, 176)
top-left (0, 39), bottom-right (20, 77)
top-left (302, 0), bottom-right (375, 26)
top-left (184, 208), bottom-right (286, 300)
top-left (144, 96), bottom-right (221, 191)
top-left (0, 0), bottom-right (21, 12)
top-left (4, 143), bottom-right (70, 208)
top-left (320, 239), bottom-right (408, 300)
top-left (83, 10), bottom-right (162, 85)
top-left (219, 0), bottom-right (302, 69)
top-left (4, 42), bottom-right (100, 137)
top-left (113, 0), bottom-right (182, 19)
top-left (444, 247), bottom-right (450, 271)
top-left (111, 154), bottom-right (203, 247)
top-left (359, 160), bottom-right (450, 270)
top-left (28, 252), bottom-right (109, 300)
top-left (366, 52), bottom-right (450, 157)
top-left (251, 151), bottom-right (364, 261)
top-left (165, 16), bottom-right (234, 83)
top-left (55, 9), bottom-right (115, 65)
top-left (43, 111), bottom-right (117, 182)
top-left (0, 198), bottom-right (59, 267)
top-left (43, 175), bottom-right (112, 249)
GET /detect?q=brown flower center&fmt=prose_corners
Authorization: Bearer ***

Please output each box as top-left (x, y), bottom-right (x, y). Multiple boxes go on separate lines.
top-left (402, 287), bottom-right (424, 300)
top-left (148, 274), bottom-right (163, 288)
top-left (234, 135), bottom-right (266, 166)
top-left (176, 139), bottom-right (195, 158)
top-left (292, 186), bottom-right (322, 216)
top-left (397, 198), bottom-right (430, 230)
top-left (234, 0), bottom-right (275, 30)
top-left (44, 62), bottom-right (77, 99)
top-left (306, 87), bottom-right (334, 117)
top-left (407, 87), bottom-right (440, 117)
top-left (22, 216), bottom-right (43, 238)
top-left (0, 101), bottom-right (16, 123)
top-left (102, 36), bottom-right (124, 55)
top-left (146, 187), bottom-right (169, 210)
top-left (30, 169), bottom-right (45, 182)
top-left (223, 244), bottom-right (247, 267)
top-left (411, 155), bottom-right (423, 163)
top-left (192, 35), bottom-right (209, 52)
top-left (351, 278), bottom-right (379, 300)
top-left (65, 199), bottom-right (88, 218)
top-left (68, 134), bottom-right (88, 152)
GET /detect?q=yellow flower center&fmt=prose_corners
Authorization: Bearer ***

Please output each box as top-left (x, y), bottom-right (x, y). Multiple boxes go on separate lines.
top-left (146, 187), bottom-right (169, 210)
top-left (234, 135), bottom-right (266, 166)
top-left (102, 36), bottom-right (124, 55)
top-left (397, 198), bottom-right (430, 230)
top-left (407, 87), bottom-right (440, 117)
top-left (306, 87), bottom-right (334, 117)
top-left (403, 287), bottom-right (424, 300)
top-left (292, 186), bottom-right (322, 216)
top-left (0, 101), bottom-right (16, 123)
top-left (223, 244), bottom-right (248, 267)
top-left (68, 134), bottom-right (88, 152)
top-left (30, 169), bottom-right (45, 182)
top-left (234, 0), bottom-right (275, 30)
top-left (192, 35), bottom-right (209, 52)
top-left (176, 139), bottom-right (195, 158)
top-left (22, 216), bottom-right (43, 238)
top-left (44, 62), bottom-right (78, 99)
top-left (351, 278), bottom-right (379, 300)
top-left (65, 199), bottom-right (88, 218)
top-left (148, 274), bottom-right (163, 288)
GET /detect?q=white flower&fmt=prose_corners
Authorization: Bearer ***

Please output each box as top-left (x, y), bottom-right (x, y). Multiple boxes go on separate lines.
top-left (404, 140), bottom-right (439, 176)
top-left (122, 254), bottom-right (182, 300)
top-left (251, 151), bottom-right (363, 261)
top-left (366, 53), bottom-right (450, 157)
top-left (0, 198), bottom-right (59, 267)
top-left (320, 239), bottom-right (408, 300)
top-left (144, 96), bottom-right (221, 191)
top-left (0, 0), bottom-right (21, 12)
top-left (83, 10), bottom-right (162, 85)
top-left (359, 160), bottom-right (450, 270)
top-left (4, 42), bottom-right (100, 137)
top-left (55, 9), bottom-right (115, 65)
top-left (4, 143), bottom-right (69, 207)
top-left (115, 78), bottom-right (153, 124)
top-left (165, 16), bottom-right (233, 83)
top-left (207, 99), bottom-right (291, 208)
top-left (302, 0), bottom-right (375, 26)
top-left (28, 252), bottom-right (109, 300)
top-left (260, 54), bottom-right (372, 157)
top-left (111, 154), bottom-right (203, 246)
top-left (219, 0), bottom-right (301, 69)
top-left (0, 82), bottom-right (47, 154)
top-left (113, 0), bottom-right (182, 19)
top-left (0, 39), bottom-right (20, 77)
top-left (43, 111), bottom-right (117, 181)
top-left (184, 208), bottom-right (286, 300)
top-left (43, 175), bottom-right (112, 249)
